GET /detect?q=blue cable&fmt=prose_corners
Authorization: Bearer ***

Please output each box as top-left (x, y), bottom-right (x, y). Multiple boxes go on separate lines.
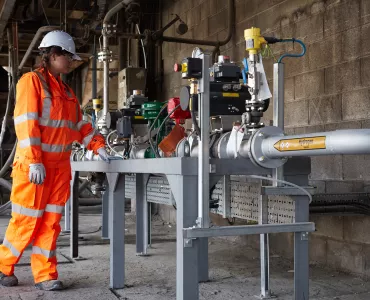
top-left (277, 38), bottom-right (306, 63)
top-left (91, 111), bottom-right (96, 128)
top-left (241, 57), bottom-right (249, 84)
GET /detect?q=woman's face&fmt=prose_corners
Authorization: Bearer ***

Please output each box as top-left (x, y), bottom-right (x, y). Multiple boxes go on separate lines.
top-left (49, 51), bottom-right (73, 75)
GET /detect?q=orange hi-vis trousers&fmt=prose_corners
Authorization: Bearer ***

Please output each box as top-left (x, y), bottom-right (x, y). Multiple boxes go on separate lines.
top-left (0, 161), bottom-right (71, 283)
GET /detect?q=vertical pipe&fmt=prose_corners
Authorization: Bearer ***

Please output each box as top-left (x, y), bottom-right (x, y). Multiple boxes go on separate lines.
top-left (272, 63), bottom-right (284, 186)
top-left (92, 35), bottom-right (97, 99)
top-left (60, 0), bottom-right (67, 31)
top-left (12, 22), bottom-right (18, 86)
top-left (102, 31), bottom-right (109, 124)
top-left (70, 171), bottom-right (79, 258)
top-left (198, 53), bottom-right (210, 228)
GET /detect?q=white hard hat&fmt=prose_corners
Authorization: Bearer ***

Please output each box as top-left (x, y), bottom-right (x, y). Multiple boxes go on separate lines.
top-left (38, 30), bottom-right (81, 61)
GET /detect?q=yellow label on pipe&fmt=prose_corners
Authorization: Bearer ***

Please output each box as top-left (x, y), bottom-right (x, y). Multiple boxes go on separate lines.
top-left (222, 93), bottom-right (239, 97)
top-left (273, 136), bottom-right (326, 152)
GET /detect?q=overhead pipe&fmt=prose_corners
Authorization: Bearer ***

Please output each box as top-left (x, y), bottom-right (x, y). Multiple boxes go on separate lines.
top-left (115, 0), bottom-right (234, 63)
top-left (101, 0), bottom-right (137, 134)
top-left (158, 0), bottom-right (234, 48)
top-left (18, 25), bottom-right (59, 71)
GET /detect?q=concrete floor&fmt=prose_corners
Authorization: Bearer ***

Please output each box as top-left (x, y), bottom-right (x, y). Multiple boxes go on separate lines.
top-left (0, 208), bottom-right (370, 299)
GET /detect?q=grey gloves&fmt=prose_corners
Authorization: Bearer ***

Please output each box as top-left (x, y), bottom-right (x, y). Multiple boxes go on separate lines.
top-left (29, 163), bottom-right (46, 185)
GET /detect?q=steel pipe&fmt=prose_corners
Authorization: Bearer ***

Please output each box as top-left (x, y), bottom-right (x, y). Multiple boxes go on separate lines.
top-left (261, 129), bottom-right (370, 158)
top-left (18, 26), bottom-right (59, 70)
top-left (272, 63), bottom-right (284, 185)
top-left (103, 0), bottom-right (135, 24)
top-left (102, 33), bottom-right (109, 121)
top-left (102, 0), bottom-right (137, 131)
top-left (159, 0), bottom-right (234, 47)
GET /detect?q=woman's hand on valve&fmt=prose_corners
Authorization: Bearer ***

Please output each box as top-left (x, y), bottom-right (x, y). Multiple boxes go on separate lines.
top-left (29, 163), bottom-right (46, 185)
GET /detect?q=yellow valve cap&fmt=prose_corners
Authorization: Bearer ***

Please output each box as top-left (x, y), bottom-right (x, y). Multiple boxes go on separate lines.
top-left (244, 27), bottom-right (262, 40)
top-left (244, 27), bottom-right (266, 54)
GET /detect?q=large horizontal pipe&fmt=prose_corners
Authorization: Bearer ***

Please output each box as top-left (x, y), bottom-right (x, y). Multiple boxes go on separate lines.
top-left (261, 129), bottom-right (370, 158)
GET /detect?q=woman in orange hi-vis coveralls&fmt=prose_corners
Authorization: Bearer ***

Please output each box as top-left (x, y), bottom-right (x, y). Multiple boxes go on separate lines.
top-left (0, 30), bottom-right (110, 291)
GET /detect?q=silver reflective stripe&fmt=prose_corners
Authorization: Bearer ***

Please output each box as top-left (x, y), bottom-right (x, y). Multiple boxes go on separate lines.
top-left (42, 98), bottom-right (52, 120)
top-left (3, 238), bottom-right (20, 257)
top-left (41, 143), bottom-right (72, 153)
top-left (76, 120), bottom-right (89, 131)
top-left (14, 112), bottom-right (39, 125)
top-left (45, 204), bottom-right (64, 214)
top-left (83, 132), bottom-right (94, 147)
top-left (33, 72), bottom-right (52, 120)
top-left (12, 203), bottom-right (44, 218)
top-left (39, 118), bottom-right (75, 129)
top-left (32, 246), bottom-right (56, 259)
top-left (33, 72), bottom-right (51, 98)
top-left (19, 137), bottom-right (41, 148)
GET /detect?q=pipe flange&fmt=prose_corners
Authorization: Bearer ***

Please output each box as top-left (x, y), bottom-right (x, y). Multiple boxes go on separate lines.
top-left (175, 138), bottom-right (190, 157)
top-left (212, 132), bottom-right (230, 158)
top-left (250, 126), bottom-right (287, 169)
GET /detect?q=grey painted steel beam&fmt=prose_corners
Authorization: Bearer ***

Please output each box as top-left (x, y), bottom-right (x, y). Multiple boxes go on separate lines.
top-left (106, 173), bottom-right (126, 289)
top-left (71, 157), bottom-right (311, 176)
top-left (183, 222), bottom-right (315, 239)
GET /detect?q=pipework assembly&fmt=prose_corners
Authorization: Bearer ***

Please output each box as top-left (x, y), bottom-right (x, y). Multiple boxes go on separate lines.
top-left (68, 25), bottom-right (370, 300)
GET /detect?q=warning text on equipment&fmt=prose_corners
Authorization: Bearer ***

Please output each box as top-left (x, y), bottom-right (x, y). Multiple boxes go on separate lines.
top-left (273, 136), bottom-right (326, 152)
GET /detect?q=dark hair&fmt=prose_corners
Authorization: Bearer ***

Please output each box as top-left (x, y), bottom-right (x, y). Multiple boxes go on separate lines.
top-left (39, 46), bottom-right (65, 69)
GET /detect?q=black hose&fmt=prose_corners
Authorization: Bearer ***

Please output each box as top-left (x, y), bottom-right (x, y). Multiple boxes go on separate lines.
top-left (0, 178), bottom-right (12, 214)
top-left (0, 142), bottom-right (16, 178)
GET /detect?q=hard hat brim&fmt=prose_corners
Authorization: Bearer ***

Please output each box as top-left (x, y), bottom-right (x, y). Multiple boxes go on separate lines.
top-left (72, 53), bottom-right (82, 61)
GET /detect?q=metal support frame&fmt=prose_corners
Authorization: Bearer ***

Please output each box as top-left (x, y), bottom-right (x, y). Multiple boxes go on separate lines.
top-left (70, 171), bottom-right (79, 258)
top-left (70, 157), bottom-right (312, 299)
top-left (106, 173), bottom-right (126, 289)
top-left (258, 180), bottom-right (273, 299)
top-left (102, 184), bottom-right (109, 239)
top-left (272, 63), bottom-right (284, 186)
top-left (222, 175), bottom-right (231, 218)
top-left (197, 52), bottom-right (211, 229)
top-left (136, 173), bottom-right (150, 255)
top-left (294, 195), bottom-right (310, 299)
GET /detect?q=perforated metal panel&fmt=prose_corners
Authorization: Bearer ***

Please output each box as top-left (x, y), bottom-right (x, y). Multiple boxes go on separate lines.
top-left (125, 175), bottom-right (295, 224)
top-left (146, 177), bottom-right (174, 205)
top-left (125, 175), bottom-right (174, 205)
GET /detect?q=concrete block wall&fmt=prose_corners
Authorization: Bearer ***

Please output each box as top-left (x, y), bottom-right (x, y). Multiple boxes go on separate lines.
top-left (158, 0), bottom-right (370, 276)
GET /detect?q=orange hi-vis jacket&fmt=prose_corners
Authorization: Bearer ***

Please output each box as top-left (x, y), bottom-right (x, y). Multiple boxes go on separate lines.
top-left (0, 68), bottom-right (105, 283)
top-left (14, 68), bottom-right (105, 167)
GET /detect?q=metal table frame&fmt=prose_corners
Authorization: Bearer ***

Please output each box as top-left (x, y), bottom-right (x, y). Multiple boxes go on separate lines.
top-left (68, 157), bottom-right (315, 300)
